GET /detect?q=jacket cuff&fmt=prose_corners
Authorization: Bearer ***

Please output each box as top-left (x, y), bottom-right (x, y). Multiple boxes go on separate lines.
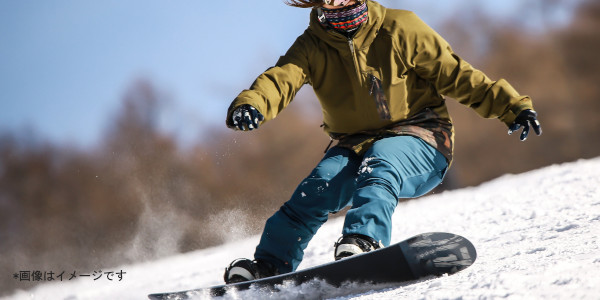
top-left (225, 93), bottom-right (266, 129)
top-left (501, 96), bottom-right (533, 126)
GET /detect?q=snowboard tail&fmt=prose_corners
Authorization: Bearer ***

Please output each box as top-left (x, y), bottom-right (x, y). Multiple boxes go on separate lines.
top-left (148, 232), bottom-right (476, 299)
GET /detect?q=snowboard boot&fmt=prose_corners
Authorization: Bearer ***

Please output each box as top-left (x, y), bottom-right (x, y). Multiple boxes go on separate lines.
top-left (334, 234), bottom-right (384, 261)
top-left (223, 258), bottom-right (279, 284)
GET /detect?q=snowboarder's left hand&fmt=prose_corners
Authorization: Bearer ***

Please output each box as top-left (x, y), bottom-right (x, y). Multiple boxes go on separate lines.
top-left (508, 109), bottom-right (542, 141)
top-left (231, 104), bottom-right (264, 131)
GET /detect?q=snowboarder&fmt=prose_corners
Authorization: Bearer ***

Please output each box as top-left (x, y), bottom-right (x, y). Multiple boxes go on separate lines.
top-left (223, 0), bottom-right (541, 283)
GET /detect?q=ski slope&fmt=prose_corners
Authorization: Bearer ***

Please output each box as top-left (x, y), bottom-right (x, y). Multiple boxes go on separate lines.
top-left (6, 157), bottom-right (600, 299)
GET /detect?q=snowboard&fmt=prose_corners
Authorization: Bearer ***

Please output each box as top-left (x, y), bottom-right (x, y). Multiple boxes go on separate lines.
top-left (148, 232), bottom-right (476, 299)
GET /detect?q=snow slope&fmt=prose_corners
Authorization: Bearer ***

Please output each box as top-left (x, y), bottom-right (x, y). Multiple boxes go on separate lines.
top-left (6, 158), bottom-right (600, 300)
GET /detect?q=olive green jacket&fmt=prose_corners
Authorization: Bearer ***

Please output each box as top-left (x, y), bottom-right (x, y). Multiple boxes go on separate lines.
top-left (226, 0), bottom-right (533, 163)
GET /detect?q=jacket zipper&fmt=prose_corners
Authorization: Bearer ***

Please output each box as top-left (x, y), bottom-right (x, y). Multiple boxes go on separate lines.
top-left (347, 38), bottom-right (363, 85)
top-left (348, 37), bottom-right (390, 120)
top-left (348, 38), bottom-right (390, 119)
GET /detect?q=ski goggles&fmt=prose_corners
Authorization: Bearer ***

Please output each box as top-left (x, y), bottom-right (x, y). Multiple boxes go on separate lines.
top-left (323, 0), bottom-right (352, 6)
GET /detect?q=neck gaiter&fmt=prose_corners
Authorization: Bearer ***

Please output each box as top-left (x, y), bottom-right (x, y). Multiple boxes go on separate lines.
top-left (321, 1), bottom-right (368, 34)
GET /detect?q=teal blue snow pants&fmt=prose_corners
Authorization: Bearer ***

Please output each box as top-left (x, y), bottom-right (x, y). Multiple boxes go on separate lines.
top-left (254, 136), bottom-right (448, 273)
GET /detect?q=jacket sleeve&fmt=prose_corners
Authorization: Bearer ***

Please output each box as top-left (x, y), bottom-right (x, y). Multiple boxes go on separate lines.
top-left (400, 12), bottom-right (533, 126)
top-left (225, 34), bottom-right (311, 129)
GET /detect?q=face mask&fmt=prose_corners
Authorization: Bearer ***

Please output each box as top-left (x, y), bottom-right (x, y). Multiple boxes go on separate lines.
top-left (320, 1), bottom-right (368, 34)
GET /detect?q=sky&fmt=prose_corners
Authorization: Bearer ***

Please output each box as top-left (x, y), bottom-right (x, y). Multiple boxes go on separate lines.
top-left (0, 0), bottom-right (579, 148)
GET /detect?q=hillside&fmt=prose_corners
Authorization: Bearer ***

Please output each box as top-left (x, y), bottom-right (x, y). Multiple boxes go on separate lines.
top-left (5, 157), bottom-right (600, 299)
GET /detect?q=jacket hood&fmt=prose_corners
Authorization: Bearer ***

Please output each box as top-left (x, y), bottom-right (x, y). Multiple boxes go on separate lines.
top-left (307, 0), bottom-right (386, 51)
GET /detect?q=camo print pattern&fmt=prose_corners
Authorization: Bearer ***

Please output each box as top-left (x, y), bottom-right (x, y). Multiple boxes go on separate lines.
top-left (369, 74), bottom-right (391, 120)
top-left (331, 107), bottom-right (454, 164)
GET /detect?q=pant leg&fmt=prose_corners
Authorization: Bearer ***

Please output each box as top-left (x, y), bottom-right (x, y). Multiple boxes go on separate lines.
top-left (342, 136), bottom-right (448, 246)
top-left (255, 147), bottom-right (360, 273)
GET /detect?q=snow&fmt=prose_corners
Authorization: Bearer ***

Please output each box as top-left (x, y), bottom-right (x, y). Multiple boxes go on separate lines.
top-left (358, 157), bottom-right (375, 175)
top-left (5, 157), bottom-right (600, 300)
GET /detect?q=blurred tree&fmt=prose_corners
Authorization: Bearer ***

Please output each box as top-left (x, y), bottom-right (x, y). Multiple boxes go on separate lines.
top-left (440, 0), bottom-right (600, 186)
top-left (2, 1), bottom-right (599, 296)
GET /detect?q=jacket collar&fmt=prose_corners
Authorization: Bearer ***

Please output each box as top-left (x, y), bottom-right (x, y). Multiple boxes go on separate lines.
top-left (308, 0), bottom-right (386, 51)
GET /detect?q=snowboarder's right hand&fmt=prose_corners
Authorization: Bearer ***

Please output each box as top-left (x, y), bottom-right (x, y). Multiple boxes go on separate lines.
top-left (231, 104), bottom-right (264, 131)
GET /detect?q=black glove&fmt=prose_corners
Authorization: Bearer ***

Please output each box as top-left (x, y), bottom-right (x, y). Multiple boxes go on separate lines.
top-left (231, 104), bottom-right (264, 131)
top-left (508, 109), bottom-right (542, 141)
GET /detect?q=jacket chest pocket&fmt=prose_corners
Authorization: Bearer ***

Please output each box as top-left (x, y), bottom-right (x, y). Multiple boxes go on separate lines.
top-left (366, 71), bottom-right (391, 120)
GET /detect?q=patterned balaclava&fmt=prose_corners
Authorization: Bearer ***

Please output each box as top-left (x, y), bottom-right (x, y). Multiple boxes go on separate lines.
top-left (320, 0), bottom-right (368, 34)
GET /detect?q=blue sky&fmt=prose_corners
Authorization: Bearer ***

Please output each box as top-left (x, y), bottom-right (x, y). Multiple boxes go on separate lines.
top-left (0, 0), bottom-right (578, 148)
